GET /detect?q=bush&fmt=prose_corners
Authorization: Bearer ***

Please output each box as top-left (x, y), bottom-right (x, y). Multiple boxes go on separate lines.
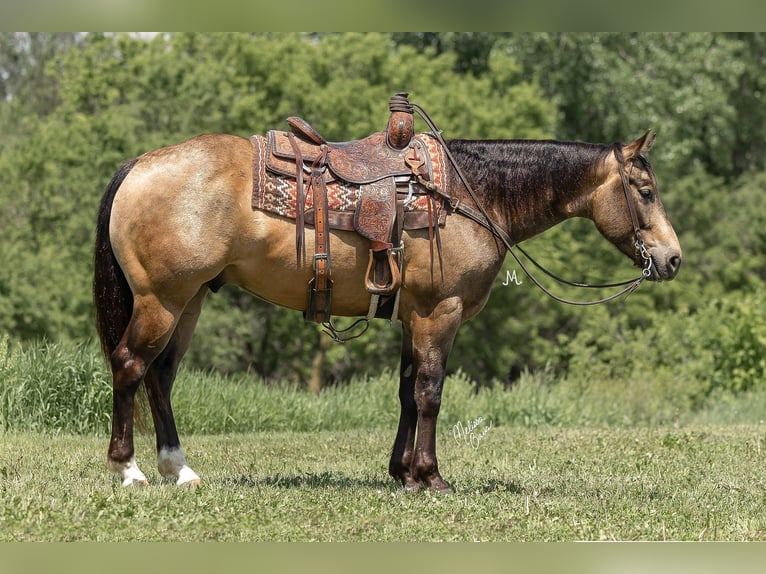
top-left (557, 289), bottom-right (766, 420)
top-left (4, 310), bottom-right (766, 437)
top-left (0, 335), bottom-right (111, 434)
top-left (708, 292), bottom-right (766, 395)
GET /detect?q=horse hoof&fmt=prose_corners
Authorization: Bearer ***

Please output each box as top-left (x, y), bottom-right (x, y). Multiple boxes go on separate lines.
top-left (111, 458), bottom-right (149, 487)
top-left (176, 465), bottom-right (201, 486)
top-left (399, 476), bottom-right (426, 492)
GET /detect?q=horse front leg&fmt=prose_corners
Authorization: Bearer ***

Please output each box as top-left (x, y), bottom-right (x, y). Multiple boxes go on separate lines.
top-left (397, 297), bottom-right (463, 493)
top-left (389, 326), bottom-right (420, 490)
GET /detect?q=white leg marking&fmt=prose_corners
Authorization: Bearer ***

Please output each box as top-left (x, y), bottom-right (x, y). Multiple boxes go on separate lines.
top-left (158, 447), bottom-right (201, 485)
top-left (108, 456), bottom-right (148, 487)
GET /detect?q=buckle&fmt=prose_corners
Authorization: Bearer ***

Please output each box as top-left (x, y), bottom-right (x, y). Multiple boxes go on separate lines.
top-left (313, 253), bottom-right (328, 270)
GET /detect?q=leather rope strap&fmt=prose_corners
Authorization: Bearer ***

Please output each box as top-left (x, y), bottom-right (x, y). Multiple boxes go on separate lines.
top-left (616, 147), bottom-right (645, 247)
top-left (287, 132), bottom-right (306, 262)
top-left (309, 147), bottom-right (332, 322)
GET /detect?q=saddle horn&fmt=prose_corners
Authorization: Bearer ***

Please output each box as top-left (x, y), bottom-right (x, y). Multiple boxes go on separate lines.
top-left (386, 92), bottom-right (414, 150)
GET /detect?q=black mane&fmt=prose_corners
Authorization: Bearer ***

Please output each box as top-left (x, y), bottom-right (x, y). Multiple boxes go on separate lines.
top-left (446, 139), bottom-right (615, 230)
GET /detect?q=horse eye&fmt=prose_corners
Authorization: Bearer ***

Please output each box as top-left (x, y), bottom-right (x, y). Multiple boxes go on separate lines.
top-left (638, 188), bottom-right (653, 199)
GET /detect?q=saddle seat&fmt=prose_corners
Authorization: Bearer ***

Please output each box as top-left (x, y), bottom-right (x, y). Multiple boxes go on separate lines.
top-left (268, 119), bottom-right (428, 185)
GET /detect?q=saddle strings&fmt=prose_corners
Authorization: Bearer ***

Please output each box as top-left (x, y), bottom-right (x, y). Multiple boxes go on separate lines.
top-left (410, 102), bottom-right (650, 307)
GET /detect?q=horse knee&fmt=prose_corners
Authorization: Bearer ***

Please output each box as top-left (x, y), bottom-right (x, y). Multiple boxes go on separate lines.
top-left (110, 346), bottom-right (148, 392)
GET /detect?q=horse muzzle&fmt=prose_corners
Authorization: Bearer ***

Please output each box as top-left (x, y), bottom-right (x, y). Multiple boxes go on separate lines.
top-left (644, 246), bottom-right (682, 281)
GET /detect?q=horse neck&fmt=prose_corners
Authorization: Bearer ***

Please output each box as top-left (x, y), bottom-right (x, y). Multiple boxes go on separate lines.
top-left (446, 139), bottom-right (610, 242)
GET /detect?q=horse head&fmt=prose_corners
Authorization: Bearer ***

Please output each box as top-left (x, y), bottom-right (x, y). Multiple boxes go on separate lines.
top-left (591, 130), bottom-right (682, 281)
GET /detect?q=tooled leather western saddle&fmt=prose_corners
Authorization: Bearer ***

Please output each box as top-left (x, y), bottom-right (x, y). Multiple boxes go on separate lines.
top-left (250, 93), bottom-right (447, 332)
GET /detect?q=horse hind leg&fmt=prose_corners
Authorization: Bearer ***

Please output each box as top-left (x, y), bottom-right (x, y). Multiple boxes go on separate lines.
top-left (145, 287), bottom-right (208, 485)
top-left (107, 293), bottom-right (185, 486)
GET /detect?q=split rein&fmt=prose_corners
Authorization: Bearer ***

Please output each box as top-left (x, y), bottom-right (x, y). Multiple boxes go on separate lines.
top-left (411, 103), bottom-right (653, 307)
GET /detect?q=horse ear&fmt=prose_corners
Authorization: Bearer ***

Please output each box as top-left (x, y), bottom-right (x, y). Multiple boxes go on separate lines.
top-left (623, 129), bottom-right (656, 160)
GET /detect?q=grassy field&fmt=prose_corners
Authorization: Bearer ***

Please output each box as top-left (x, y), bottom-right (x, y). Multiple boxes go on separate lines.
top-left (2, 424), bottom-right (766, 541)
top-left (3, 338), bottom-right (766, 543)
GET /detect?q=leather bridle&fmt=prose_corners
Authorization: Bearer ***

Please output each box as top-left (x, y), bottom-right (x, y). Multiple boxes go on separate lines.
top-left (411, 102), bottom-right (653, 306)
top-left (615, 149), bottom-right (655, 278)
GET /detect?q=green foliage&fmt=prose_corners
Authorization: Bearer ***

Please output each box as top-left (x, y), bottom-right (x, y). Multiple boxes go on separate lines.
top-left (0, 335), bottom-right (110, 434)
top-left (709, 293), bottom-right (766, 395)
top-left (502, 33), bottom-right (749, 180)
top-left (4, 336), bottom-right (766, 436)
top-left (1, 32), bottom-right (766, 394)
top-left (171, 368), bottom-right (400, 434)
top-left (558, 289), bottom-right (766, 415)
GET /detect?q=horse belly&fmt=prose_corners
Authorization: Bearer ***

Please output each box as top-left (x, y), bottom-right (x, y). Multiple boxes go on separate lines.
top-left (228, 211), bottom-right (502, 322)
top-left (225, 213), bottom-right (374, 316)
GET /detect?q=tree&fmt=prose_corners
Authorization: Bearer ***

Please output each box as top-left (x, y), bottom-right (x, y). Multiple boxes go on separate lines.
top-left (0, 32), bottom-right (556, 390)
top-left (0, 33), bottom-right (79, 116)
top-left (5, 32), bottom-right (765, 393)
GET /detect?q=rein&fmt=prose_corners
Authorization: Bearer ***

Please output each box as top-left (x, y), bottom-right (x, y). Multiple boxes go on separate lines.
top-left (411, 102), bottom-right (653, 306)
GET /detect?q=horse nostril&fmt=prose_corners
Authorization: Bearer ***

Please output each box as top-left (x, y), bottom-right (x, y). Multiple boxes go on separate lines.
top-left (668, 254), bottom-right (682, 276)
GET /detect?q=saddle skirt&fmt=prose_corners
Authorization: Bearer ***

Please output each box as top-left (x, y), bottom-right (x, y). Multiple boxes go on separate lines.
top-left (250, 131), bottom-right (448, 233)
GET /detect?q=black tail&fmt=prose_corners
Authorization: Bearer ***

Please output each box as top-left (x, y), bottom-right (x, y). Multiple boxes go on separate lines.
top-left (93, 158), bottom-right (139, 360)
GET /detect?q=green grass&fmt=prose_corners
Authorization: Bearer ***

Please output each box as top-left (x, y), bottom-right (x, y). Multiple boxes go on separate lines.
top-left (5, 335), bottom-right (766, 436)
top-left (4, 336), bottom-right (766, 541)
top-left (2, 425), bottom-right (766, 541)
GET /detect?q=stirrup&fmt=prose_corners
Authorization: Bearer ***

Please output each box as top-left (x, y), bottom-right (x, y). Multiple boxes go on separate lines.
top-left (364, 248), bottom-right (401, 296)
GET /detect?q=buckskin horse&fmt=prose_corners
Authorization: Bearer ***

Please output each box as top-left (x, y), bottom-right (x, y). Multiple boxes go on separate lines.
top-left (93, 97), bottom-right (681, 491)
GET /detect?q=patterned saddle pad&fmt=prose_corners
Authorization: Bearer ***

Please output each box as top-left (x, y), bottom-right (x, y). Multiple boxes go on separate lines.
top-left (250, 132), bottom-right (448, 230)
